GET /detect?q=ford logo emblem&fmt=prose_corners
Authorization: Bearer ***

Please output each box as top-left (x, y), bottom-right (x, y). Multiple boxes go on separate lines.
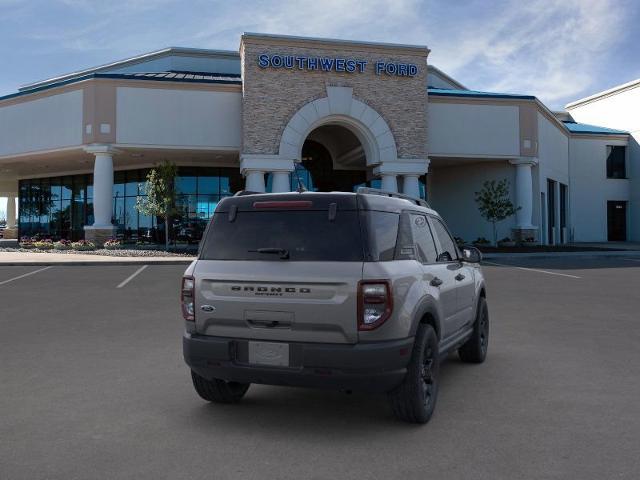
top-left (200, 305), bottom-right (215, 312)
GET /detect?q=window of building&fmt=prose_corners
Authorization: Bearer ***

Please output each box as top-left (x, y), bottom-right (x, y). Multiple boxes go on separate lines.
top-left (18, 167), bottom-right (243, 245)
top-left (606, 146), bottom-right (626, 179)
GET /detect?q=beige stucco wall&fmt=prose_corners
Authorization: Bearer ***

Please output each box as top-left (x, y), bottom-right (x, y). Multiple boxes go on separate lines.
top-left (427, 102), bottom-right (520, 157)
top-left (240, 35), bottom-right (429, 160)
top-left (116, 86), bottom-right (242, 148)
top-left (0, 89), bottom-right (83, 157)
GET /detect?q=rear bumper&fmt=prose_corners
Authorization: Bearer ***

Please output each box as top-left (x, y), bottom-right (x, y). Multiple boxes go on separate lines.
top-left (183, 333), bottom-right (414, 393)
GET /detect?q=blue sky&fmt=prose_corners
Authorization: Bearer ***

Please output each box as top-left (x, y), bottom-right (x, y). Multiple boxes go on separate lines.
top-left (1, 0), bottom-right (639, 109)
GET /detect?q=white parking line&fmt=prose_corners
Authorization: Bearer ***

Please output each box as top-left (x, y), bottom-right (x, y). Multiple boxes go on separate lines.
top-left (116, 265), bottom-right (148, 289)
top-left (0, 266), bottom-right (53, 286)
top-left (483, 261), bottom-right (581, 279)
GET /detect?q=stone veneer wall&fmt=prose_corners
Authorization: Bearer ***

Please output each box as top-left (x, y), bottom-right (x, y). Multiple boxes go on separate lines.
top-left (241, 36), bottom-right (429, 160)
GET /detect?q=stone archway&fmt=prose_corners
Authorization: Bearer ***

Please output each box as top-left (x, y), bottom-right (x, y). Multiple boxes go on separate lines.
top-left (278, 86), bottom-right (398, 167)
top-left (240, 85), bottom-right (428, 195)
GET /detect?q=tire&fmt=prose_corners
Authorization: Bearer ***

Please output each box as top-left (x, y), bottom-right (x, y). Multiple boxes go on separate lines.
top-left (190, 370), bottom-right (250, 404)
top-left (458, 296), bottom-right (489, 363)
top-left (388, 324), bottom-right (440, 424)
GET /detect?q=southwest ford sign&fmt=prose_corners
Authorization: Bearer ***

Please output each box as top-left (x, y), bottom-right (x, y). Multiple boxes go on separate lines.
top-left (257, 54), bottom-right (418, 77)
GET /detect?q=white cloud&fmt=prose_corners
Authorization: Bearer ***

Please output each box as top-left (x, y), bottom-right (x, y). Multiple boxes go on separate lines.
top-left (4, 0), bottom-right (634, 109)
top-left (185, 0), bottom-right (632, 107)
top-left (424, 0), bottom-right (631, 107)
top-left (189, 0), bottom-right (426, 47)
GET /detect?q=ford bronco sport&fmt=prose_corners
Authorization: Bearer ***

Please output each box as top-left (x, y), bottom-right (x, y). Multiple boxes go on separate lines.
top-left (182, 188), bottom-right (488, 423)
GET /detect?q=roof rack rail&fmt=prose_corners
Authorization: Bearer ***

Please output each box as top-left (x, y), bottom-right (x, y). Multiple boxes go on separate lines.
top-left (356, 187), bottom-right (431, 209)
top-left (233, 190), bottom-right (262, 196)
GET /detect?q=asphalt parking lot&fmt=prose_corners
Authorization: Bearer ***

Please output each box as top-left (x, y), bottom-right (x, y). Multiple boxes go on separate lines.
top-left (1, 257), bottom-right (640, 479)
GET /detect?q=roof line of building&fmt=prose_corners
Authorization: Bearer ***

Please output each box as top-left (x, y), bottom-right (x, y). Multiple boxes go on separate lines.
top-left (427, 65), bottom-right (467, 90)
top-left (241, 32), bottom-right (430, 54)
top-left (562, 120), bottom-right (628, 135)
top-left (428, 88), bottom-right (629, 138)
top-left (565, 77), bottom-right (640, 109)
top-left (19, 46), bottom-right (240, 92)
top-left (428, 88), bottom-right (535, 100)
top-left (1, 72), bottom-right (242, 103)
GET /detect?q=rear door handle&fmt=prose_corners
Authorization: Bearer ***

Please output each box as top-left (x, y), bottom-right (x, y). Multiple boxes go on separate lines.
top-left (430, 277), bottom-right (443, 287)
top-left (455, 273), bottom-right (465, 281)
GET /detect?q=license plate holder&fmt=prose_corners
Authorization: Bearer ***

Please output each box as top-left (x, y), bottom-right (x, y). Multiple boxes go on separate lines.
top-left (248, 341), bottom-right (290, 367)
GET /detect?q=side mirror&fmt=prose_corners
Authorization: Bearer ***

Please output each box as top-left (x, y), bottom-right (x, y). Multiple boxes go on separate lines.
top-left (461, 246), bottom-right (482, 263)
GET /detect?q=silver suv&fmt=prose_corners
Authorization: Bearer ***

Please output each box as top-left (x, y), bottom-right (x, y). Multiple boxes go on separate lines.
top-left (182, 189), bottom-right (488, 423)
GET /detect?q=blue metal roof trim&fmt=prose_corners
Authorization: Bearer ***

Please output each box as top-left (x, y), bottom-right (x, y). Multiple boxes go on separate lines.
top-left (562, 121), bottom-right (628, 135)
top-left (0, 72), bottom-right (242, 102)
top-left (428, 87), bottom-right (536, 100)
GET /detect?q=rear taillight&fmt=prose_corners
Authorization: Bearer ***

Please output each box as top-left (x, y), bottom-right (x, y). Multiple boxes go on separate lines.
top-left (358, 280), bottom-right (393, 331)
top-left (181, 276), bottom-right (195, 321)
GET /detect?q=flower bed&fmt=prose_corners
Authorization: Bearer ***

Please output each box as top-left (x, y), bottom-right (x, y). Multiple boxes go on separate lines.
top-left (54, 239), bottom-right (72, 250)
top-left (70, 240), bottom-right (96, 251)
top-left (33, 240), bottom-right (54, 250)
top-left (2, 236), bottom-right (194, 257)
top-left (103, 238), bottom-right (122, 250)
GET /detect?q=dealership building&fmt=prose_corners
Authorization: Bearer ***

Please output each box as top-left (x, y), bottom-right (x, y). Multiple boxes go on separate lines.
top-left (0, 33), bottom-right (637, 245)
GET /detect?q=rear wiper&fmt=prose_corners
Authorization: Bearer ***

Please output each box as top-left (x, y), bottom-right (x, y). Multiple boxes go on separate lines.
top-left (248, 247), bottom-right (290, 259)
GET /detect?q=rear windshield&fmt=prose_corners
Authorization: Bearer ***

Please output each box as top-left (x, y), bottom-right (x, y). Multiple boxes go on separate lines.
top-left (200, 210), bottom-right (364, 261)
top-left (200, 208), bottom-right (401, 262)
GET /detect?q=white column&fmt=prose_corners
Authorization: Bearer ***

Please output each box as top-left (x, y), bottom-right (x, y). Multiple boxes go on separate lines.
top-left (402, 174), bottom-right (421, 199)
top-left (374, 159), bottom-right (429, 198)
top-left (509, 158), bottom-right (537, 229)
top-left (92, 151), bottom-right (115, 227)
top-left (6, 195), bottom-right (16, 229)
top-left (245, 170), bottom-right (266, 193)
top-left (83, 145), bottom-right (119, 239)
top-left (241, 155), bottom-right (294, 194)
top-left (381, 174), bottom-right (398, 193)
top-left (271, 171), bottom-right (290, 193)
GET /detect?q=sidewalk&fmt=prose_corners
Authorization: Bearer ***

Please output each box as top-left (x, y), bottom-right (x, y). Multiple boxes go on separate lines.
top-left (3, 249), bottom-right (640, 265)
top-left (569, 242), bottom-right (640, 251)
top-left (483, 250), bottom-right (640, 260)
top-left (0, 251), bottom-right (196, 266)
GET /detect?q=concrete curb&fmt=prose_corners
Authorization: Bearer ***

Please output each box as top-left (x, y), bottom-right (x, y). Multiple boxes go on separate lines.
top-left (483, 250), bottom-right (640, 260)
top-left (0, 259), bottom-right (195, 266)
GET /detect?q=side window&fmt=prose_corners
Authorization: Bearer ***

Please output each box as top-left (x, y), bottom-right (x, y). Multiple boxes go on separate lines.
top-left (366, 211), bottom-right (399, 261)
top-left (431, 217), bottom-right (458, 262)
top-left (606, 146), bottom-right (626, 179)
top-left (409, 213), bottom-right (438, 263)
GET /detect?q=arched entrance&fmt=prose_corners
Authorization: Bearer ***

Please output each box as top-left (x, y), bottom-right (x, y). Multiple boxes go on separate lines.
top-left (275, 87), bottom-right (400, 193)
top-left (296, 124), bottom-right (372, 192)
top-left (243, 86), bottom-right (426, 195)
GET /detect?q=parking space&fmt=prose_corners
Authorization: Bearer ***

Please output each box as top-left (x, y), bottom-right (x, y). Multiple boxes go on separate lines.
top-left (1, 257), bottom-right (640, 479)
top-left (0, 266), bottom-right (51, 284)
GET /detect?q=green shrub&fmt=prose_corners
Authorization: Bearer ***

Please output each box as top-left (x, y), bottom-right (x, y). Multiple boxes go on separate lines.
top-left (103, 238), bottom-right (122, 250)
top-left (33, 240), bottom-right (54, 250)
top-left (71, 240), bottom-right (96, 251)
top-left (54, 240), bottom-right (72, 250)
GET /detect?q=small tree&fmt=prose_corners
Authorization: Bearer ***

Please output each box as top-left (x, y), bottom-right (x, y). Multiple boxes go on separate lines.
top-left (474, 179), bottom-right (520, 246)
top-left (136, 161), bottom-right (178, 251)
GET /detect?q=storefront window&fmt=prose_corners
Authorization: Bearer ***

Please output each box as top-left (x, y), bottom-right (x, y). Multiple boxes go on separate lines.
top-left (18, 166), bottom-right (242, 244)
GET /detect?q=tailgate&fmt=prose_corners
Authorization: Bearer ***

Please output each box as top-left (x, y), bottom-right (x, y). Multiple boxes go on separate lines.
top-left (194, 260), bottom-right (363, 344)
